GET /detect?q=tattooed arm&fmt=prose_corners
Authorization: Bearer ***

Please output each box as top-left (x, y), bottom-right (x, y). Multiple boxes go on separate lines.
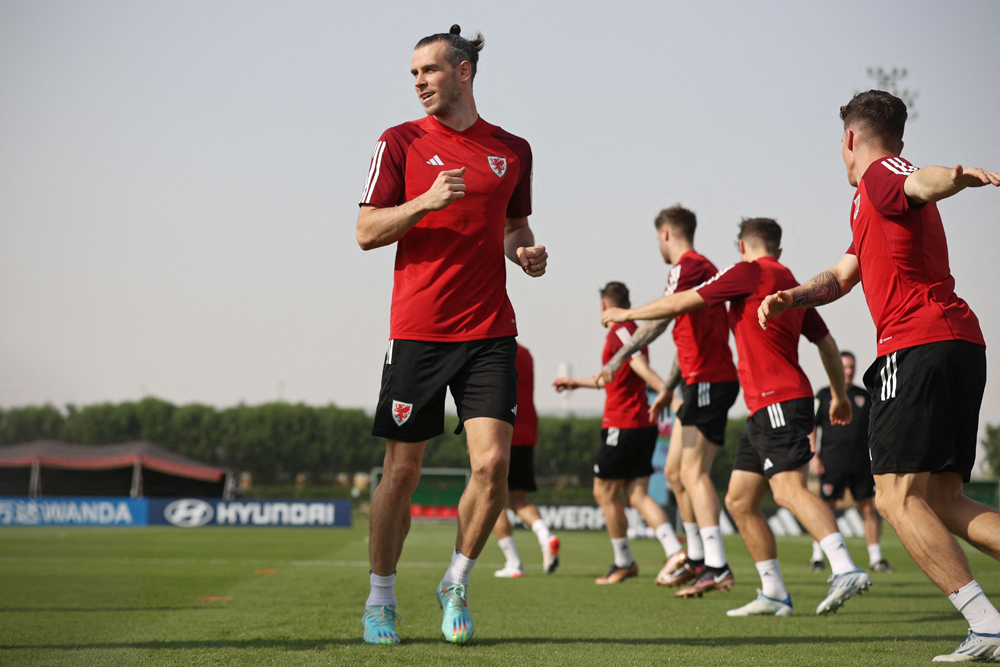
top-left (596, 318), bottom-right (671, 385)
top-left (757, 253), bottom-right (861, 329)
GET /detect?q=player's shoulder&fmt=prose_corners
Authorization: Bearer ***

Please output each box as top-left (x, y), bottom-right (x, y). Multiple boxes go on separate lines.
top-left (377, 118), bottom-right (428, 146)
top-left (484, 121), bottom-right (531, 152)
top-left (862, 155), bottom-right (919, 185)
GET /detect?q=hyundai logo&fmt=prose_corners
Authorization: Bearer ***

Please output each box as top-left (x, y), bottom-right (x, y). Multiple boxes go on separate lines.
top-left (164, 499), bottom-right (214, 527)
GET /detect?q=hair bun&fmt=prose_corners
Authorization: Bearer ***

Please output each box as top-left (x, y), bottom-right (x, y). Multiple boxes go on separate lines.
top-left (449, 24), bottom-right (461, 35)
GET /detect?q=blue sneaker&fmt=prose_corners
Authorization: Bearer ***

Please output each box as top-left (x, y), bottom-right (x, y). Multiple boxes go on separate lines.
top-left (816, 568), bottom-right (871, 615)
top-left (362, 605), bottom-right (401, 645)
top-left (436, 582), bottom-right (474, 643)
top-left (933, 630), bottom-right (1000, 662)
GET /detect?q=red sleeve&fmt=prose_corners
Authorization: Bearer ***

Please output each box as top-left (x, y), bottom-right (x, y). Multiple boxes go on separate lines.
top-left (801, 307), bottom-right (830, 343)
top-left (359, 128), bottom-right (408, 208)
top-left (846, 242), bottom-right (856, 255)
top-left (695, 262), bottom-right (760, 306)
top-left (506, 142), bottom-right (532, 218)
top-left (673, 256), bottom-right (710, 292)
top-left (863, 157), bottom-right (922, 218)
top-left (606, 325), bottom-right (624, 355)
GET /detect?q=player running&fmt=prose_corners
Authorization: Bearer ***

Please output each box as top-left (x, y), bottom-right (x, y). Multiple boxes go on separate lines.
top-left (554, 282), bottom-right (686, 585)
top-left (600, 206), bottom-right (739, 594)
top-left (808, 351), bottom-right (893, 574)
top-left (603, 218), bottom-right (872, 615)
top-left (759, 90), bottom-right (1000, 661)
top-left (492, 343), bottom-right (561, 578)
top-left (357, 25), bottom-right (547, 645)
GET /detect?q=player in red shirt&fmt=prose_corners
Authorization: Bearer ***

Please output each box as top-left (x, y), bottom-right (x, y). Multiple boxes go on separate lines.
top-left (759, 91), bottom-right (1000, 660)
top-left (356, 26), bottom-right (548, 646)
top-left (603, 219), bottom-right (871, 616)
top-left (491, 343), bottom-right (561, 578)
top-left (554, 282), bottom-right (686, 585)
top-left (600, 206), bottom-right (741, 592)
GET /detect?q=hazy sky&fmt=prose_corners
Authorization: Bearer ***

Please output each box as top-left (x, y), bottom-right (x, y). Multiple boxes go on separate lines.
top-left (2, 2), bottom-right (999, 441)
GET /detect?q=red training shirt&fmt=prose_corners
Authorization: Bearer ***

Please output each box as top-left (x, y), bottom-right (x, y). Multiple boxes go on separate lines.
top-left (696, 257), bottom-right (829, 416)
top-left (512, 344), bottom-right (538, 446)
top-left (360, 115), bottom-right (532, 342)
top-left (665, 250), bottom-right (738, 384)
top-left (846, 156), bottom-right (984, 357)
top-left (602, 322), bottom-right (653, 429)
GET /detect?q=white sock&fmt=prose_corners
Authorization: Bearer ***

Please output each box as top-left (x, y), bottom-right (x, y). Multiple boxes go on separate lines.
top-left (366, 571), bottom-right (397, 607)
top-left (701, 525), bottom-right (726, 568)
top-left (655, 522), bottom-right (683, 558)
top-left (867, 543), bottom-right (883, 566)
top-left (497, 536), bottom-right (521, 570)
top-left (683, 522), bottom-right (704, 561)
top-left (531, 519), bottom-right (553, 546)
top-left (755, 559), bottom-right (788, 601)
top-left (441, 548), bottom-right (477, 587)
top-left (811, 541), bottom-right (824, 563)
top-left (819, 532), bottom-right (857, 576)
top-left (611, 537), bottom-right (633, 568)
top-left (950, 581), bottom-right (1000, 635)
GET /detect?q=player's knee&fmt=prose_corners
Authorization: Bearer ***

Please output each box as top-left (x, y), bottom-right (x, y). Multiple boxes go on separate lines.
top-left (472, 448), bottom-right (509, 487)
top-left (770, 485), bottom-right (797, 510)
top-left (725, 490), bottom-right (749, 518)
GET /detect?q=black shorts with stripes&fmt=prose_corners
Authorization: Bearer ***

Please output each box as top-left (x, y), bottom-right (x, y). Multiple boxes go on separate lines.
top-left (732, 397), bottom-right (814, 479)
top-left (676, 381), bottom-right (740, 446)
top-left (864, 340), bottom-right (986, 482)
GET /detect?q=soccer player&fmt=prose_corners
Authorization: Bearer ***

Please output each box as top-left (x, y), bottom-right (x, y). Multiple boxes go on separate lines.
top-left (356, 26), bottom-right (547, 645)
top-left (601, 205), bottom-right (740, 593)
top-left (807, 351), bottom-right (893, 574)
top-left (759, 90), bottom-right (1000, 660)
top-left (603, 218), bottom-right (872, 615)
top-left (553, 282), bottom-right (686, 585)
top-left (492, 343), bottom-right (561, 578)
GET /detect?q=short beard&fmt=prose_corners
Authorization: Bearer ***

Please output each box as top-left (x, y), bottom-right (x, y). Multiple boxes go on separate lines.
top-left (428, 76), bottom-right (463, 118)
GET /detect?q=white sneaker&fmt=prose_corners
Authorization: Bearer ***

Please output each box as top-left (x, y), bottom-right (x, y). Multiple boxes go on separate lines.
top-left (933, 630), bottom-right (1000, 662)
top-left (727, 589), bottom-right (794, 617)
top-left (541, 536), bottom-right (560, 574)
top-left (816, 568), bottom-right (871, 615)
top-left (494, 564), bottom-right (524, 578)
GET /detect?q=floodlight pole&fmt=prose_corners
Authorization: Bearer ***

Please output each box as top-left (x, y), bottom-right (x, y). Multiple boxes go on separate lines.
top-left (29, 458), bottom-right (41, 497)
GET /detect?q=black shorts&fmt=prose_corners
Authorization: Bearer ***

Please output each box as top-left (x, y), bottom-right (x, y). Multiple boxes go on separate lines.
top-left (676, 381), bottom-right (740, 446)
top-left (820, 459), bottom-right (876, 502)
top-left (864, 340), bottom-right (986, 483)
top-left (507, 445), bottom-right (538, 492)
top-left (371, 337), bottom-right (518, 442)
top-left (733, 398), bottom-right (814, 479)
top-left (594, 426), bottom-right (657, 480)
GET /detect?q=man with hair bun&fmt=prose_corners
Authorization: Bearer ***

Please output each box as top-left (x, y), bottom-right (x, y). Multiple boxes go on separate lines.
top-left (603, 219), bottom-right (872, 617)
top-left (357, 25), bottom-right (547, 645)
top-left (760, 90), bottom-right (1000, 661)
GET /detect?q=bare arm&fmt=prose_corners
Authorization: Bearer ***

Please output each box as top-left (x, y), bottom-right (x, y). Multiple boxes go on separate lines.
top-left (597, 319), bottom-right (671, 383)
top-left (553, 376), bottom-right (600, 392)
top-left (504, 217), bottom-right (547, 277)
top-left (815, 334), bottom-right (851, 426)
top-left (602, 289), bottom-right (707, 327)
top-left (628, 355), bottom-right (665, 393)
top-left (758, 253), bottom-right (861, 328)
top-left (903, 165), bottom-right (1000, 204)
top-left (664, 356), bottom-right (682, 393)
top-left (356, 167), bottom-right (467, 250)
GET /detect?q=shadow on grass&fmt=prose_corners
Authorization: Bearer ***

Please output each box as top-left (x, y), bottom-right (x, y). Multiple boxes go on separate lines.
top-left (0, 635), bottom-right (962, 651)
top-left (0, 607), bottom-right (205, 613)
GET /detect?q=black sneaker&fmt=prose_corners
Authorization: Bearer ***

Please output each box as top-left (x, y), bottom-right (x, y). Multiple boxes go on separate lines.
top-left (870, 559), bottom-right (894, 573)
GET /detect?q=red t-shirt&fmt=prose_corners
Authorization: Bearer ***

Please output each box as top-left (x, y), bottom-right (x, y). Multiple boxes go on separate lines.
top-left (512, 344), bottom-right (538, 446)
top-left (696, 257), bottom-right (829, 416)
top-left (846, 156), bottom-right (984, 357)
top-left (602, 322), bottom-right (653, 429)
top-left (360, 116), bottom-right (532, 342)
top-left (665, 251), bottom-right (738, 384)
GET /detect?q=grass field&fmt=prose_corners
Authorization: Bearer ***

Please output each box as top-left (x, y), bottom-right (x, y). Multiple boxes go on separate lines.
top-left (1, 519), bottom-right (998, 666)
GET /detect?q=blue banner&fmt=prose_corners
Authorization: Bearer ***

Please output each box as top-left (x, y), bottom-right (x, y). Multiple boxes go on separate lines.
top-left (0, 496), bottom-right (148, 526)
top-left (148, 498), bottom-right (352, 528)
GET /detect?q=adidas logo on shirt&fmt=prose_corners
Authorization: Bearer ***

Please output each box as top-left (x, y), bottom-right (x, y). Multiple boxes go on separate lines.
top-left (763, 458), bottom-right (774, 471)
top-left (426, 155), bottom-right (444, 166)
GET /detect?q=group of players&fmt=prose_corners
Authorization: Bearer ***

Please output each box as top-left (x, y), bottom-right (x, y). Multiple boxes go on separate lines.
top-left (355, 25), bottom-right (1000, 663)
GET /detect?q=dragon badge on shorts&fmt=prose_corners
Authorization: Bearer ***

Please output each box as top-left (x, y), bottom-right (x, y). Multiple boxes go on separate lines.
top-left (487, 156), bottom-right (506, 177)
top-left (854, 395), bottom-right (866, 407)
top-left (392, 400), bottom-right (413, 427)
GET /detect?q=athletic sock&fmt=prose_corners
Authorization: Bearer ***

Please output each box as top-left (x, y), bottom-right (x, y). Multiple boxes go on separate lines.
top-left (611, 537), bottom-right (634, 568)
top-left (441, 548), bottom-right (477, 588)
top-left (366, 571), bottom-right (397, 607)
top-left (497, 536), bottom-right (522, 570)
top-left (950, 581), bottom-right (1000, 635)
top-left (700, 525), bottom-right (726, 569)
top-left (755, 559), bottom-right (788, 601)
top-left (683, 522), bottom-right (704, 561)
top-left (811, 541), bottom-right (824, 563)
top-left (655, 522), bottom-right (683, 558)
top-left (531, 519), bottom-right (554, 546)
top-left (819, 532), bottom-right (857, 575)
top-left (867, 543), bottom-right (883, 567)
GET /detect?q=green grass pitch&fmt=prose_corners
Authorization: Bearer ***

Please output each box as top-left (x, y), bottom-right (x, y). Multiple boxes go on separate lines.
top-left (1, 519), bottom-right (997, 666)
